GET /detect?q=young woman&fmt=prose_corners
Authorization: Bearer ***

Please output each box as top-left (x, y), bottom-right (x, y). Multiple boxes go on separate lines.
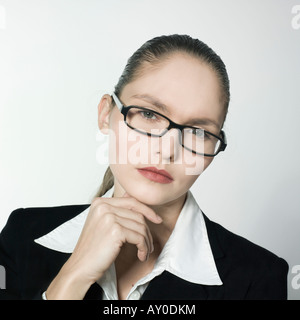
top-left (0, 34), bottom-right (288, 300)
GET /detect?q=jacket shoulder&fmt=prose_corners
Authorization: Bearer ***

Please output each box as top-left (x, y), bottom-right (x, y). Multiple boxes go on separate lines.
top-left (0, 205), bottom-right (89, 299)
top-left (1, 204), bottom-right (90, 241)
top-left (209, 218), bottom-right (287, 265)
top-left (205, 216), bottom-right (289, 299)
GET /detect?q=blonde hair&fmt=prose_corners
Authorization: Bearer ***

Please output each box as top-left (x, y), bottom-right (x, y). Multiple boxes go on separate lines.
top-left (95, 166), bottom-right (114, 198)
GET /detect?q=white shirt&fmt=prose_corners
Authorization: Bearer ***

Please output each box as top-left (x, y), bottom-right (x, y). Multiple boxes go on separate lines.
top-left (35, 188), bottom-right (222, 300)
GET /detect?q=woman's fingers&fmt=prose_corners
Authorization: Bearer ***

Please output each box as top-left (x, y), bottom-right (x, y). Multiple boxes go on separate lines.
top-left (100, 202), bottom-right (156, 254)
top-left (89, 200), bottom-right (155, 260)
top-left (119, 224), bottom-right (151, 262)
top-left (114, 214), bottom-right (153, 256)
top-left (94, 196), bottom-right (162, 224)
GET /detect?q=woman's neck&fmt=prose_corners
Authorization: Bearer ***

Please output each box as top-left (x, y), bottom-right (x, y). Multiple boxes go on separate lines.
top-left (147, 192), bottom-right (186, 243)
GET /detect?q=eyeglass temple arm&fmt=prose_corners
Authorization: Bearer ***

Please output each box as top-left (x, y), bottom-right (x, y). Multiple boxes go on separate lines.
top-left (220, 130), bottom-right (227, 151)
top-left (112, 93), bottom-right (123, 111)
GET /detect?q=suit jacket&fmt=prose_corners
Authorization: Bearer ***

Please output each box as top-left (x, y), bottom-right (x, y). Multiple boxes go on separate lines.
top-left (0, 205), bottom-right (288, 300)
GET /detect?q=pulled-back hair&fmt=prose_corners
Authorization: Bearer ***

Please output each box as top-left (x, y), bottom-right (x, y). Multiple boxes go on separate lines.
top-left (95, 34), bottom-right (230, 198)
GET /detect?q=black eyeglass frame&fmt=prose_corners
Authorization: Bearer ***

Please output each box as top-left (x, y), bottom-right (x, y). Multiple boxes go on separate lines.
top-left (111, 93), bottom-right (227, 157)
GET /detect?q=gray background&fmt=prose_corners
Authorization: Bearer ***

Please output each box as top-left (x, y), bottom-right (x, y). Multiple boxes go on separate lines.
top-left (0, 0), bottom-right (299, 299)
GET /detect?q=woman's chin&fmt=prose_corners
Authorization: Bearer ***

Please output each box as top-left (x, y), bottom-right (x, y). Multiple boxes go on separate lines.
top-left (124, 184), bottom-right (178, 206)
top-left (129, 189), bottom-right (164, 205)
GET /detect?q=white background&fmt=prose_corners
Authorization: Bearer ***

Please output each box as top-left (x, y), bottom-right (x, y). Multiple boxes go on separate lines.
top-left (0, 0), bottom-right (299, 299)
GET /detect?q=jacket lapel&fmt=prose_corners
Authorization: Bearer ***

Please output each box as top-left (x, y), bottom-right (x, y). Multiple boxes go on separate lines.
top-left (203, 213), bottom-right (225, 260)
top-left (141, 271), bottom-right (208, 300)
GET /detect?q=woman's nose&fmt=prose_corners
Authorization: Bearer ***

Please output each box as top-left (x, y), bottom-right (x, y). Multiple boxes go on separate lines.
top-left (151, 128), bottom-right (182, 163)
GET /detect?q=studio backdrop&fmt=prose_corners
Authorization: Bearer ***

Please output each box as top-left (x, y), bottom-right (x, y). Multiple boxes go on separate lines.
top-left (0, 0), bottom-right (299, 299)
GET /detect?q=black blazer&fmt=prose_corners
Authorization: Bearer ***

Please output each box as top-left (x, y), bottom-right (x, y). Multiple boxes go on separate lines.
top-left (0, 205), bottom-right (288, 300)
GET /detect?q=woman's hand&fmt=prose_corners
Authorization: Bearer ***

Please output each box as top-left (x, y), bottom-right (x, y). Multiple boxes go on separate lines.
top-left (45, 193), bottom-right (162, 299)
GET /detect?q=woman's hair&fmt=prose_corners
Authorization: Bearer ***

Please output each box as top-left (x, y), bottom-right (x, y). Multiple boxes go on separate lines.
top-left (95, 34), bottom-right (230, 198)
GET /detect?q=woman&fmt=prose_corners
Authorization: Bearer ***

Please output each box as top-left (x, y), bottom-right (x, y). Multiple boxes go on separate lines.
top-left (0, 34), bottom-right (288, 300)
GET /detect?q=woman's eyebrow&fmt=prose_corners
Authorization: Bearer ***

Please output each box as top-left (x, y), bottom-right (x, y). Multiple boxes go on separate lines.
top-left (187, 118), bottom-right (220, 130)
top-left (131, 94), bottom-right (170, 114)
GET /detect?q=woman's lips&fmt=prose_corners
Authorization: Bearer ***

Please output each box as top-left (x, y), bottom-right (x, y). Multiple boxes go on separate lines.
top-left (137, 167), bottom-right (173, 184)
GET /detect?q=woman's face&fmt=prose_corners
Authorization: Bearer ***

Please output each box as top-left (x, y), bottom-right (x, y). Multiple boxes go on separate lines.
top-left (99, 53), bottom-right (226, 206)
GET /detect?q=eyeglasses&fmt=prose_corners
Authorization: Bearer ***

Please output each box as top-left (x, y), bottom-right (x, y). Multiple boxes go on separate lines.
top-left (111, 93), bottom-right (227, 157)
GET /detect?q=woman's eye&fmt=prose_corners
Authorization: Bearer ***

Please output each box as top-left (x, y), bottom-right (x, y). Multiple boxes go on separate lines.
top-left (141, 111), bottom-right (157, 120)
top-left (192, 128), bottom-right (205, 137)
top-left (188, 128), bottom-right (212, 140)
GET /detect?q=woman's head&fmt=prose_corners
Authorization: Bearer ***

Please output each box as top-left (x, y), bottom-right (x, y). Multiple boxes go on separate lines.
top-left (97, 34), bottom-right (230, 205)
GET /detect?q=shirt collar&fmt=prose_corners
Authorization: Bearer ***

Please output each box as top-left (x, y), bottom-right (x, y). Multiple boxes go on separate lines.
top-left (155, 190), bottom-right (222, 285)
top-left (34, 188), bottom-right (222, 286)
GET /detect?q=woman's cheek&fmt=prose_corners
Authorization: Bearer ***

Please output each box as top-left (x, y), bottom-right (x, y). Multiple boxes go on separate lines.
top-left (179, 151), bottom-right (207, 176)
top-left (112, 133), bottom-right (160, 167)
top-left (108, 119), bottom-right (130, 165)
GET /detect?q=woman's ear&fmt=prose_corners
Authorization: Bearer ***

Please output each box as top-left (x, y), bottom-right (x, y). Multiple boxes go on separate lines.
top-left (98, 94), bottom-right (113, 134)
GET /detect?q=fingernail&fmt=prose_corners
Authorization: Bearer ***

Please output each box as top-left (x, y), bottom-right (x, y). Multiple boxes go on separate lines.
top-left (156, 215), bottom-right (163, 222)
